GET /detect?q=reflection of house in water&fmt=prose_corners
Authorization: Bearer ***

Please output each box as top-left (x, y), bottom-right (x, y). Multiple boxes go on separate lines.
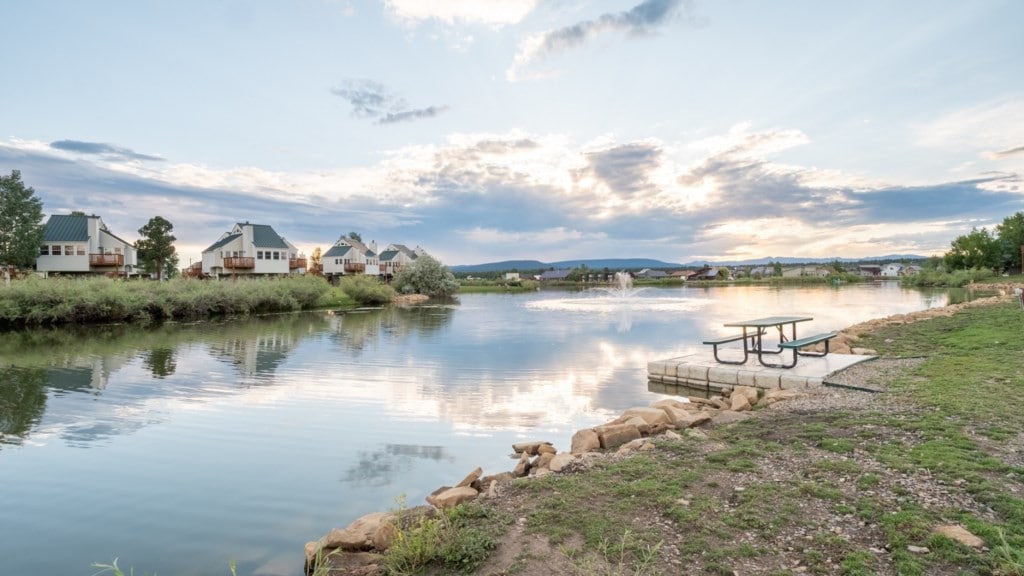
top-left (211, 332), bottom-right (297, 382)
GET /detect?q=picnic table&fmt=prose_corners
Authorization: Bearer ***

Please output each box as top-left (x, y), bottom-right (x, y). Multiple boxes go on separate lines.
top-left (703, 315), bottom-right (837, 368)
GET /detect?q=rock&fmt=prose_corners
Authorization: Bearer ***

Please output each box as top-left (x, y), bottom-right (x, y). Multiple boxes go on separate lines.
top-left (570, 428), bottom-right (601, 454)
top-left (616, 438), bottom-right (651, 454)
top-left (318, 511), bottom-right (395, 552)
top-left (456, 466), bottom-right (482, 488)
top-left (426, 486), bottom-right (478, 509)
top-left (621, 406), bottom-right (671, 426)
top-left (480, 471), bottom-right (514, 488)
top-left (305, 550), bottom-right (384, 576)
top-left (934, 525), bottom-right (984, 548)
top-left (537, 443), bottom-right (557, 456)
top-left (532, 452), bottom-right (555, 471)
top-left (622, 415), bottom-right (651, 435)
top-left (662, 429), bottom-right (682, 440)
top-left (730, 393), bottom-right (751, 412)
top-left (733, 385), bottom-right (759, 406)
top-left (851, 347), bottom-right (877, 355)
top-left (907, 545), bottom-right (930, 554)
top-left (595, 423), bottom-right (642, 449)
top-left (711, 411), bottom-right (752, 426)
top-left (548, 452), bottom-right (576, 472)
top-left (512, 441), bottom-right (551, 455)
top-left (512, 451), bottom-right (532, 477)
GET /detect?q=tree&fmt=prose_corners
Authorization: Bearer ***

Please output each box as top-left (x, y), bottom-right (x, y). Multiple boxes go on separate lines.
top-left (310, 246), bottom-right (322, 268)
top-left (772, 261), bottom-right (783, 277)
top-left (0, 170), bottom-right (45, 268)
top-left (136, 216), bottom-right (178, 280)
top-left (944, 227), bottom-right (999, 270)
top-left (348, 231), bottom-right (362, 242)
top-left (392, 254), bottom-right (459, 297)
top-left (996, 211), bottom-right (1024, 271)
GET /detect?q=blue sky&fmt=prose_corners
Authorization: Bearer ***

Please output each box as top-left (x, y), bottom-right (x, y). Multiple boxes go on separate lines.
top-left (2, 0), bottom-right (1022, 266)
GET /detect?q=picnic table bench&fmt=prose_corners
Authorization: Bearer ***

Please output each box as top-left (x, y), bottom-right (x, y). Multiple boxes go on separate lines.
top-left (704, 316), bottom-right (837, 368)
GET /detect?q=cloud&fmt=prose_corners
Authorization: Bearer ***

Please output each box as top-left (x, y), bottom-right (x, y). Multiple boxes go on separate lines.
top-left (331, 79), bottom-right (449, 125)
top-left (383, 0), bottom-right (538, 27)
top-left (5, 122), bottom-right (1022, 266)
top-left (49, 140), bottom-right (163, 162)
top-left (507, 0), bottom-right (692, 81)
top-left (379, 105), bottom-right (451, 124)
top-left (992, 145), bottom-right (1024, 158)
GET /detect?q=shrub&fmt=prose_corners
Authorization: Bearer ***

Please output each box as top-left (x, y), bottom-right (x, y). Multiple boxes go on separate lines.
top-left (392, 255), bottom-right (459, 297)
top-left (338, 275), bottom-right (395, 305)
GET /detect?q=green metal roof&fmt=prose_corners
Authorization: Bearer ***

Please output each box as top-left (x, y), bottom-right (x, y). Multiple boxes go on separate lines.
top-left (378, 249), bottom-right (399, 261)
top-left (42, 214), bottom-right (89, 242)
top-left (203, 233), bottom-right (242, 253)
top-left (244, 223), bottom-right (289, 249)
top-left (323, 245), bottom-right (352, 257)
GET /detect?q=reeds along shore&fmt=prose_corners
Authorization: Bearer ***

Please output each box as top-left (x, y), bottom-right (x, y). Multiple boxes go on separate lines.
top-left (0, 275), bottom-right (331, 327)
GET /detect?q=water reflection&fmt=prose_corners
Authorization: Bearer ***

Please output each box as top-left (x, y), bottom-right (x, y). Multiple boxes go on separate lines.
top-left (0, 285), bottom-right (958, 576)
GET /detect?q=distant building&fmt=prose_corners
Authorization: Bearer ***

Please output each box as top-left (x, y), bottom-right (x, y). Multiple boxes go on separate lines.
top-left (201, 222), bottom-right (303, 277)
top-left (322, 236), bottom-right (380, 278)
top-left (536, 269), bottom-right (571, 281)
top-left (36, 213), bottom-right (138, 277)
top-left (379, 244), bottom-right (426, 279)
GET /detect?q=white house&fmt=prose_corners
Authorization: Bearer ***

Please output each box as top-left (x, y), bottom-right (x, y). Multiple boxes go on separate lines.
top-left (201, 222), bottom-right (303, 277)
top-left (881, 263), bottom-right (903, 277)
top-left (322, 236), bottom-right (380, 278)
top-left (36, 214), bottom-right (138, 277)
top-left (379, 244), bottom-right (425, 279)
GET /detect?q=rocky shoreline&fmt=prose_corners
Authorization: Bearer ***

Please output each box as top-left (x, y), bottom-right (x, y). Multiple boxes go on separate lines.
top-left (304, 283), bottom-right (1023, 575)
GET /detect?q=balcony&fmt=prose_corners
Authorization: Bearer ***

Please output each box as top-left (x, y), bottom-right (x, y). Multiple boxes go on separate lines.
top-left (89, 253), bottom-right (124, 267)
top-left (223, 257), bottom-right (255, 269)
top-left (289, 258), bottom-right (307, 270)
top-left (344, 263), bottom-right (366, 273)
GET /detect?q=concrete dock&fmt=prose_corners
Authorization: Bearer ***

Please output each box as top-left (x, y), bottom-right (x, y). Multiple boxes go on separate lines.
top-left (647, 350), bottom-right (877, 396)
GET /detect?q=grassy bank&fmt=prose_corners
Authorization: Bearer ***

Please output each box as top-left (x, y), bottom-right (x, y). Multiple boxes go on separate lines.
top-left (381, 296), bottom-right (1024, 575)
top-left (0, 276), bottom-right (338, 326)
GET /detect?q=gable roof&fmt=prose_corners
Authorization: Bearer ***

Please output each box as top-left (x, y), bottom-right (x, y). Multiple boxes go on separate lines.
top-left (378, 249), bottom-right (399, 262)
top-left (203, 232), bottom-right (242, 253)
top-left (42, 214), bottom-right (90, 242)
top-left (245, 223), bottom-right (289, 249)
top-left (323, 244), bottom-right (352, 258)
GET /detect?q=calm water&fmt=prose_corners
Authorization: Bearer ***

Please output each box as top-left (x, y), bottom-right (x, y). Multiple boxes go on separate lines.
top-left (0, 283), bottom-right (956, 575)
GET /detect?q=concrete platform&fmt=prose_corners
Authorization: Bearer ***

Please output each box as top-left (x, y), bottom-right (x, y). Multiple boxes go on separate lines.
top-left (647, 350), bottom-right (877, 396)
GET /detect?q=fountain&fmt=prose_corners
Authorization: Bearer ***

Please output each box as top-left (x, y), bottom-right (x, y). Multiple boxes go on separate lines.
top-left (524, 270), bottom-right (708, 318)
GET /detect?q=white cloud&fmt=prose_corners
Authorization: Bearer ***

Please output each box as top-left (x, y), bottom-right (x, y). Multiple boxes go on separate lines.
top-left (383, 0), bottom-right (538, 27)
top-left (459, 226), bottom-right (606, 245)
top-left (915, 97), bottom-right (1024, 154)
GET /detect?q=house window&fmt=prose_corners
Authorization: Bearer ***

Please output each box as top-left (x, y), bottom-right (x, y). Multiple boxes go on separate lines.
top-left (257, 251), bottom-right (263, 260)
top-left (77, 245), bottom-right (85, 255)
top-left (273, 252), bottom-right (280, 260)
top-left (40, 245), bottom-right (49, 255)
top-left (52, 245), bottom-right (62, 256)
top-left (65, 245), bottom-right (74, 255)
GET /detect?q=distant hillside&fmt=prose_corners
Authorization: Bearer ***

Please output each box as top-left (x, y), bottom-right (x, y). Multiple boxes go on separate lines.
top-left (451, 255), bottom-right (928, 274)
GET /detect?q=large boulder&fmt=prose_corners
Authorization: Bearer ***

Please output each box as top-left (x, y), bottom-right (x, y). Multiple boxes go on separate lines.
top-left (595, 423), bottom-right (642, 449)
top-left (621, 407), bottom-right (671, 426)
top-left (570, 428), bottom-right (601, 454)
top-left (317, 512), bottom-right (395, 553)
top-left (426, 486), bottom-right (479, 509)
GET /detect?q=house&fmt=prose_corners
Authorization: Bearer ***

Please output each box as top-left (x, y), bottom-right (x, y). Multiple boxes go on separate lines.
top-left (379, 244), bottom-right (425, 279)
top-left (36, 213), bottom-right (138, 277)
top-left (636, 268), bottom-right (669, 279)
top-left (322, 236), bottom-right (380, 279)
top-left (200, 222), bottom-right (304, 277)
top-left (504, 272), bottom-right (520, 281)
top-left (858, 265), bottom-right (882, 278)
top-left (881, 263), bottom-right (903, 277)
top-left (782, 265), bottom-right (831, 278)
top-left (536, 269), bottom-right (571, 281)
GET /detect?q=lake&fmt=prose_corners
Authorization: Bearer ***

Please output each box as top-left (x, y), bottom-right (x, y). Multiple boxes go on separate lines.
top-left (0, 282), bottom-right (958, 575)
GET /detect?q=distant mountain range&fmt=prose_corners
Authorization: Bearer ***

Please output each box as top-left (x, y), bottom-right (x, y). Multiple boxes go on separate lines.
top-left (450, 255), bottom-right (928, 274)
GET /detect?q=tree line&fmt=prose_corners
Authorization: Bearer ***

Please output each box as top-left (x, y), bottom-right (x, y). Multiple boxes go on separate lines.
top-left (0, 170), bottom-right (177, 278)
top-left (944, 212), bottom-right (1024, 272)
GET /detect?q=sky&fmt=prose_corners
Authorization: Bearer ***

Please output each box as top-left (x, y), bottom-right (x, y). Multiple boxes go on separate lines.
top-left (2, 0), bottom-right (1022, 267)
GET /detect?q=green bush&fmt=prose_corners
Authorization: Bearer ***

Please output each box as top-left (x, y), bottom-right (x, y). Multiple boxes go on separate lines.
top-left (0, 275), bottom-right (331, 326)
top-left (338, 275), bottom-right (396, 305)
top-left (392, 255), bottom-right (459, 297)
